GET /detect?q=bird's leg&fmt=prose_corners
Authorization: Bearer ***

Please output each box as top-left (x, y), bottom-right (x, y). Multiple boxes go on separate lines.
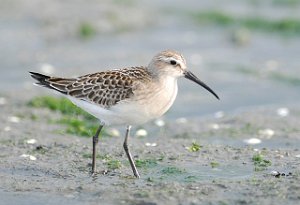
top-left (123, 125), bottom-right (140, 178)
top-left (91, 124), bottom-right (104, 175)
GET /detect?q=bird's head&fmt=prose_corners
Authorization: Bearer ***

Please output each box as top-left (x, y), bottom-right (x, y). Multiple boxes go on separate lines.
top-left (148, 50), bottom-right (219, 100)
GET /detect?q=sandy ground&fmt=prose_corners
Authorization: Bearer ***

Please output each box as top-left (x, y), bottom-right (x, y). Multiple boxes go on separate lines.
top-left (0, 93), bottom-right (300, 205)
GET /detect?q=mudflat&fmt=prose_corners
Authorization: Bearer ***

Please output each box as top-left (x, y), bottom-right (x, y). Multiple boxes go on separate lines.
top-left (0, 93), bottom-right (299, 205)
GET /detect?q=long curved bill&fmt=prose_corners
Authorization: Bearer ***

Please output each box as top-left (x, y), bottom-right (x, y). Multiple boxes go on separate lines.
top-left (184, 70), bottom-right (219, 100)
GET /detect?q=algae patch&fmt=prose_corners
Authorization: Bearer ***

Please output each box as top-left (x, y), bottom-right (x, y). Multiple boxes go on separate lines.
top-left (187, 142), bottom-right (202, 152)
top-left (57, 117), bottom-right (99, 137)
top-left (252, 154), bottom-right (272, 171)
top-left (210, 161), bottom-right (220, 168)
top-left (161, 166), bottom-right (186, 175)
top-left (78, 22), bottom-right (97, 39)
top-left (192, 10), bottom-right (300, 36)
top-left (105, 159), bottom-right (122, 170)
top-left (135, 158), bottom-right (158, 169)
top-left (28, 96), bottom-right (106, 137)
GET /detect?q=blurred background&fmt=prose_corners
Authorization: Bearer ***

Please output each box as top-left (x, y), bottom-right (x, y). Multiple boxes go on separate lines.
top-left (1, 0), bottom-right (300, 119)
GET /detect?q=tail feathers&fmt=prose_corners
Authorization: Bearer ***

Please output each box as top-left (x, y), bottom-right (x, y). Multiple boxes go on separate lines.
top-left (29, 71), bottom-right (70, 94)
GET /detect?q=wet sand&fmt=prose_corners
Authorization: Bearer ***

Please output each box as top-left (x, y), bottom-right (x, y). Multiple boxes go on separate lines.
top-left (0, 93), bottom-right (299, 205)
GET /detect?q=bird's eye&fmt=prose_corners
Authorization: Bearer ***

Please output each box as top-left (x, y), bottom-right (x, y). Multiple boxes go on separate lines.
top-left (170, 60), bottom-right (177, 65)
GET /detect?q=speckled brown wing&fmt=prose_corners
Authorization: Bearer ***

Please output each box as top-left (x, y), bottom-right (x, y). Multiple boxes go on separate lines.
top-left (44, 67), bottom-right (152, 108)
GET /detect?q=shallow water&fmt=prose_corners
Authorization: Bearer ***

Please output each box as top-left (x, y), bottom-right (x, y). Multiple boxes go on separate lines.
top-left (0, 0), bottom-right (300, 119)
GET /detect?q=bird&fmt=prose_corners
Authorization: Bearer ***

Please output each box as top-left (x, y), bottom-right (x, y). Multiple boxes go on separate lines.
top-left (29, 50), bottom-right (219, 178)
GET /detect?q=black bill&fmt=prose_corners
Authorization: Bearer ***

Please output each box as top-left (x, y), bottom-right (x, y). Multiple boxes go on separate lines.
top-left (184, 70), bottom-right (219, 100)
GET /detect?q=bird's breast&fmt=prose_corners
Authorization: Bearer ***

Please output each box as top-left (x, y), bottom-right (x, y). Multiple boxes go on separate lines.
top-left (135, 76), bottom-right (178, 119)
top-left (109, 76), bottom-right (178, 125)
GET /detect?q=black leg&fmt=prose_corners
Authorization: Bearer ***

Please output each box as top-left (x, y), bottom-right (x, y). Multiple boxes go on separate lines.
top-left (123, 125), bottom-right (140, 178)
top-left (92, 124), bottom-right (104, 174)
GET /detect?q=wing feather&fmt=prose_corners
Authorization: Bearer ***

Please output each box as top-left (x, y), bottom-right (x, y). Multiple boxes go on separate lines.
top-left (44, 67), bottom-right (152, 108)
top-left (30, 67), bottom-right (151, 108)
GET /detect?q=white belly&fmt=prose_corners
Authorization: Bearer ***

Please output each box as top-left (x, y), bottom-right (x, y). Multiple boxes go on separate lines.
top-left (68, 77), bottom-right (178, 126)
